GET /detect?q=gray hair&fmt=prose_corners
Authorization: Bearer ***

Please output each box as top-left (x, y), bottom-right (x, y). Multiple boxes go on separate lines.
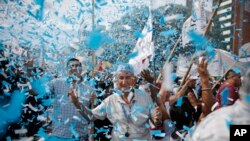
top-left (113, 63), bottom-right (135, 83)
top-left (115, 63), bottom-right (134, 76)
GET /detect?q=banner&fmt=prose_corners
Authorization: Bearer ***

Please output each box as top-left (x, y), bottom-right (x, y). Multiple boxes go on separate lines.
top-left (182, 0), bottom-right (211, 47)
top-left (208, 49), bottom-right (249, 76)
top-left (176, 49), bottom-right (249, 77)
top-left (129, 4), bottom-right (154, 75)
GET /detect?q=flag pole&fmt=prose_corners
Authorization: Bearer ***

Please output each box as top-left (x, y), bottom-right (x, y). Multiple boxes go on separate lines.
top-left (156, 36), bottom-right (181, 83)
top-left (156, 0), bottom-right (223, 84)
top-left (203, 0), bottom-right (223, 36)
top-left (180, 0), bottom-right (223, 85)
top-left (91, 0), bottom-right (95, 78)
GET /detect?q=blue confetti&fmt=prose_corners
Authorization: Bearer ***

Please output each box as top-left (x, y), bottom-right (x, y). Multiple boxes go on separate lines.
top-left (144, 123), bottom-right (150, 128)
top-left (221, 87), bottom-right (229, 106)
top-left (187, 30), bottom-right (209, 51)
top-left (85, 29), bottom-right (113, 50)
top-left (225, 116), bottom-right (232, 129)
top-left (160, 29), bottom-right (177, 38)
top-left (232, 67), bottom-right (241, 74)
top-left (244, 95), bottom-right (250, 104)
top-left (96, 0), bottom-right (108, 6)
top-left (6, 136), bottom-right (11, 141)
top-left (75, 0), bottom-right (84, 7)
top-left (0, 90), bottom-right (26, 134)
top-left (206, 45), bottom-right (215, 57)
top-left (175, 97), bottom-right (183, 107)
top-left (62, 15), bottom-right (74, 25)
top-left (77, 9), bottom-right (84, 19)
top-left (127, 52), bottom-right (138, 59)
top-left (56, 0), bottom-right (62, 3)
top-left (184, 112), bottom-right (188, 117)
top-left (159, 16), bottom-right (165, 25)
top-left (37, 128), bottom-right (49, 139)
top-left (54, 11), bottom-right (59, 16)
top-left (150, 130), bottom-right (161, 135)
top-left (171, 73), bottom-right (177, 81)
top-left (150, 130), bottom-right (165, 137)
top-left (26, 0), bottom-right (45, 21)
top-left (96, 127), bottom-right (109, 133)
top-left (133, 31), bottom-right (144, 38)
top-left (43, 31), bottom-right (53, 38)
top-left (70, 123), bottom-right (79, 138)
top-left (42, 99), bottom-right (55, 107)
top-left (183, 125), bottom-right (191, 133)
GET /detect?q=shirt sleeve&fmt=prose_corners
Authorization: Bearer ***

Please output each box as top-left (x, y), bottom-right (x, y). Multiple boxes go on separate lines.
top-left (92, 99), bottom-right (107, 120)
top-left (227, 86), bottom-right (239, 105)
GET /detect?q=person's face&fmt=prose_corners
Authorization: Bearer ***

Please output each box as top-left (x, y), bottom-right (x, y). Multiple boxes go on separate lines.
top-left (229, 73), bottom-right (241, 87)
top-left (67, 61), bottom-right (82, 76)
top-left (187, 79), bottom-right (197, 88)
top-left (116, 72), bottom-right (136, 92)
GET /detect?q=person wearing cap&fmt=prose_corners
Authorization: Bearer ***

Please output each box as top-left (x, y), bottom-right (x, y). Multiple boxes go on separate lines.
top-left (213, 69), bottom-right (241, 111)
top-left (69, 63), bottom-right (162, 141)
top-left (191, 69), bottom-right (250, 141)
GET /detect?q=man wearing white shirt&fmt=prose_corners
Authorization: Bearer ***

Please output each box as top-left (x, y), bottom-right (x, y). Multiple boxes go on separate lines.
top-left (69, 63), bottom-right (163, 141)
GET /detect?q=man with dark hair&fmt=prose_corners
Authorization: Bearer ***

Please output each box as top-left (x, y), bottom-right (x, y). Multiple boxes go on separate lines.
top-left (191, 69), bottom-right (250, 141)
top-left (169, 96), bottom-right (196, 140)
top-left (213, 69), bottom-right (241, 110)
top-left (170, 97), bottom-right (195, 130)
top-left (46, 58), bottom-right (91, 141)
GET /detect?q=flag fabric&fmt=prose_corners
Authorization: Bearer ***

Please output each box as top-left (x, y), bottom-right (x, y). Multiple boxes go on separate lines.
top-left (128, 3), bottom-right (154, 75)
top-left (176, 54), bottom-right (198, 77)
top-left (176, 49), bottom-right (249, 77)
top-left (208, 49), bottom-right (249, 76)
top-left (182, 0), bottom-right (211, 47)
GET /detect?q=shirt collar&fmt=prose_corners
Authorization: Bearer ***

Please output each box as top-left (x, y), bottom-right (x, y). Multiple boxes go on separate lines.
top-left (116, 90), bottom-right (137, 104)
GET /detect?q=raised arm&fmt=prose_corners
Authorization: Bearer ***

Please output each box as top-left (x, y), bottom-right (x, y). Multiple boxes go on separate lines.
top-left (141, 69), bottom-right (170, 120)
top-left (68, 90), bottom-right (92, 122)
top-left (197, 57), bottom-right (215, 117)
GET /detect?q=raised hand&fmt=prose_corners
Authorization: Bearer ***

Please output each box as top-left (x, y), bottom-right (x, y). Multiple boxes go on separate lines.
top-left (197, 57), bottom-right (209, 78)
top-left (68, 89), bottom-right (80, 107)
top-left (151, 106), bottom-right (163, 127)
top-left (68, 89), bottom-right (91, 121)
top-left (90, 92), bottom-right (96, 104)
top-left (141, 69), bottom-right (155, 84)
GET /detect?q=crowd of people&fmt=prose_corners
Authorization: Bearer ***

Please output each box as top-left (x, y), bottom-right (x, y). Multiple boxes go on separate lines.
top-left (0, 45), bottom-right (250, 141)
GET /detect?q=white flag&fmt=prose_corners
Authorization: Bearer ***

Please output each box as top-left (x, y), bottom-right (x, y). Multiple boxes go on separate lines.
top-left (176, 49), bottom-right (249, 77)
top-left (176, 54), bottom-right (198, 77)
top-left (129, 4), bottom-right (154, 75)
top-left (182, 0), bottom-right (212, 47)
top-left (208, 49), bottom-right (249, 76)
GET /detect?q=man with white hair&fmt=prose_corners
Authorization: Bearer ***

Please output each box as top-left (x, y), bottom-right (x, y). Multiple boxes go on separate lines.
top-left (69, 63), bottom-right (163, 141)
top-left (191, 69), bottom-right (250, 141)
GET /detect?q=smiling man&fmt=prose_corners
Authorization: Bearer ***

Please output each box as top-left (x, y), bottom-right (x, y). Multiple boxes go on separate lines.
top-left (69, 63), bottom-right (163, 141)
